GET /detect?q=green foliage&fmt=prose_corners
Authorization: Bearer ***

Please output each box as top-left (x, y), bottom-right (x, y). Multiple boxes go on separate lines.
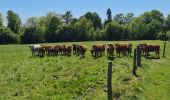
top-left (105, 21), bottom-right (124, 40)
top-left (62, 11), bottom-right (73, 24)
top-left (104, 8), bottom-right (112, 26)
top-left (114, 13), bottom-right (125, 25)
top-left (0, 27), bottom-right (19, 44)
top-left (150, 10), bottom-right (164, 23)
top-left (70, 18), bottom-right (79, 26)
top-left (84, 12), bottom-right (102, 30)
top-left (7, 10), bottom-right (21, 33)
top-left (0, 10), bottom-right (170, 43)
top-left (56, 25), bottom-right (76, 42)
top-left (74, 17), bottom-right (93, 41)
top-left (113, 13), bottom-right (134, 25)
top-left (129, 18), bottom-right (147, 40)
top-left (106, 8), bottom-right (112, 23)
top-left (92, 29), bottom-right (106, 40)
top-left (145, 19), bottom-right (162, 40)
top-left (45, 16), bottom-right (61, 42)
top-left (158, 31), bottom-right (170, 40)
top-left (165, 14), bottom-right (170, 31)
top-left (25, 17), bottom-right (38, 27)
top-left (128, 10), bottom-right (163, 40)
top-left (21, 26), bottom-right (45, 44)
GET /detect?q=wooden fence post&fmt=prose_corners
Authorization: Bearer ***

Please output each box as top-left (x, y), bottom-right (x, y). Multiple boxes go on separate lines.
top-left (133, 49), bottom-right (137, 76)
top-left (107, 61), bottom-right (113, 100)
top-left (137, 46), bottom-right (141, 67)
top-left (163, 41), bottom-right (166, 58)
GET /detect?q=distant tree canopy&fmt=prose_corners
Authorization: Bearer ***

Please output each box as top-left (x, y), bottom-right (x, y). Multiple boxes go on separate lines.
top-left (62, 11), bottom-right (73, 24)
top-left (104, 8), bottom-right (112, 26)
top-left (0, 9), bottom-right (170, 44)
top-left (74, 17), bottom-right (93, 41)
top-left (21, 26), bottom-right (44, 44)
top-left (25, 17), bottom-right (39, 27)
top-left (0, 27), bottom-right (18, 44)
top-left (45, 16), bottom-right (61, 42)
top-left (7, 10), bottom-right (21, 33)
top-left (84, 12), bottom-right (102, 30)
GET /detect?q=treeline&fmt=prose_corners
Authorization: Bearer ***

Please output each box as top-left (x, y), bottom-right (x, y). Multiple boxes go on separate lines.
top-left (0, 9), bottom-right (170, 44)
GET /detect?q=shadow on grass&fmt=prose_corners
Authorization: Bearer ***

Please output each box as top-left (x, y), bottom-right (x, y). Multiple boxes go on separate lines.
top-left (144, 56), bottom-right (160, 59)
top-left (107, 57), bottom-right (116, 61)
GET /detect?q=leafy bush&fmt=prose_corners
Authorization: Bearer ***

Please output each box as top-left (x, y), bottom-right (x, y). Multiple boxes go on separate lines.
top-left (0, 27), bottom-right (19, 44)
top-left (21, 26), bottom-right (45, 44)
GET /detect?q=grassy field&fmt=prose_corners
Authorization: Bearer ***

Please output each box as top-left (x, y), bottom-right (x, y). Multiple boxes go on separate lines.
top-left (0, 40), bottom-right (169, 100)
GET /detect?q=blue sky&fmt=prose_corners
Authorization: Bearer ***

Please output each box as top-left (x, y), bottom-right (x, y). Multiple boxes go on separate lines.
top-left (0, 0), bottom-right (170, 23)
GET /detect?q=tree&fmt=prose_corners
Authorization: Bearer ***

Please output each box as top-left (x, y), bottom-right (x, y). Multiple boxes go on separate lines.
top-left (104, 8), bottom-right (112, 26)
top-left (25, 17), bottom-right (38, 27)
top-left (113, 13), bottom-right (134, 25)
top-left (140, 12), bottom-right (152, 24)
top-left (105, 21), bottom-right (124, 40)
top-left (70, 18), bottom-right (79, 26)
top-left (0, 27), bottom-right (18, 44)
top-left (128, 18), bottom-right (147, 40)
top-left (150, 10), bottom-right (164, 23)
top-left (145, 19), bottom-right (162, 40)
top-left (62, 11), bottom-right (73, 24)
top-left (113, 13), bottom-right (125, 25)
top-left (7, 10), bottom-right (21, 33)
top-left (21, 26), bottom-right (44, 44)
top-left (107, 8), bottom-right (112, 22)
top-left (140, 10), bottom-right (163, 24)
top-left (45, 12), bottom-right (61, 28)
top-left (56, 25), bottom-right (77, 42)
top-left (93, 29), bottom-right (106, 40)
top-left (45, 16), bottom-right (61, 42)
top-left (125, 13), bottom-right (134, 24)
top-left (165, 14), bottom-right (170, 31)
top-left (0, 13), bottom-right (3, 27)
top-left (84, 12), bottom-right (102, 30)
top-left (74, 17), bottom-right (93, 41)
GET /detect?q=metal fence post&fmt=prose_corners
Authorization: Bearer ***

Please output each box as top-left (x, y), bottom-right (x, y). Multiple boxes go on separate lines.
top-left (107, 61), bottom-right (113, 100)
top-left (133, 49), bottom-right (137, 76)
top-left (137, 46), bottom-right (141, 67)
top-left (163, 41), bottom-right (166, 58)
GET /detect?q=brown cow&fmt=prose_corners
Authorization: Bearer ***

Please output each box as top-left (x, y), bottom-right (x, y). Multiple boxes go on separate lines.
top-left (38, 46), bottom-right (46, 57)
top-left (127, 44), bottom-right (132, 56)
top-left (65, 46), bottom-right (72, 56)
top-left (78, 45), bottom-right (87, 58)
top-left (91, 45), bottom-right (99, 57)
top-left (91, 44), bottom-right (105, 58)
top-left (139, 43), bottom-right (147, 55)
top-left (72, 44), bottom-right (78, 54)
top-left (145, 44), bottom-right (160, 58)
top-left (115, 43), bottom-right (132, 56)
top-left (106, 44), bottom-right (114, 58)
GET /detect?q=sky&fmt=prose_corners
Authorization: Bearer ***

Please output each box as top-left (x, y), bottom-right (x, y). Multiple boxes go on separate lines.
top-left (0, 0), bottom-right (170, 23)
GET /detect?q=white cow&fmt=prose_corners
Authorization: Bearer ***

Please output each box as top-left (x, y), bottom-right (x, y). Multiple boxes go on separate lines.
top-left (28, 44), bottom-right (41, 56)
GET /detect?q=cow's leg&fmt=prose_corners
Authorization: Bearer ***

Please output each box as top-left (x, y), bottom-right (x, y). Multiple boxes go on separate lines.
top-left (147, 52), bottom-right (149, 58)
top-left (157, 51), bottom-right (160, 58)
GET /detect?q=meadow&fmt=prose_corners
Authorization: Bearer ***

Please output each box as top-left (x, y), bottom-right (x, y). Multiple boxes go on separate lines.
top-left (0, 40), bottom-right (169, 100)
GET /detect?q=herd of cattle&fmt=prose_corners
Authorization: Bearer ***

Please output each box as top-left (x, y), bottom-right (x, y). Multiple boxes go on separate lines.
top-left (28, 43), bottom-right (161, 58)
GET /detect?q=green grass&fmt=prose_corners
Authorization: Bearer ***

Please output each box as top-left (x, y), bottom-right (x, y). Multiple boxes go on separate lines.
top-left (0, 40), bottom-right (169, 100)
